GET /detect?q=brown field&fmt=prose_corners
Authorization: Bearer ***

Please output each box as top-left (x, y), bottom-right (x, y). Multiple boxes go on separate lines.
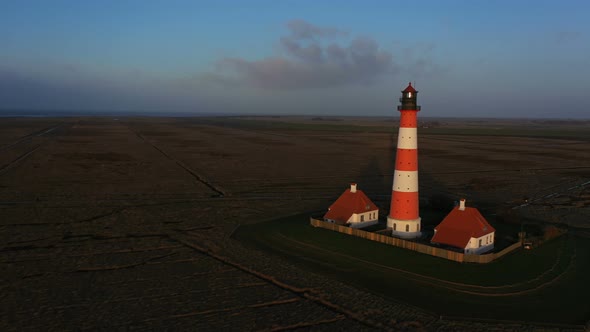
top-left (1, 116), bottom-right (589, 331)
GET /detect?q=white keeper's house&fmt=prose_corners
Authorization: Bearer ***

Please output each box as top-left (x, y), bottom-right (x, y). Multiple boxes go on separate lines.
top-left (431, 199), bottom-right (495, 254)
top-left (324, 183), bottom-right (379, 228)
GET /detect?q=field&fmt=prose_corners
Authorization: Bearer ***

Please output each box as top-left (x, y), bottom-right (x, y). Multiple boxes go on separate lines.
top-left (1, 116), bottom-right (589, 331)
top-left (235, 214), bottom-right (590, 324)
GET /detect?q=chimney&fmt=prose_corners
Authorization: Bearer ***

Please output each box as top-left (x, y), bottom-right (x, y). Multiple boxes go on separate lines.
top-left (459, 199), bottom-right (466, 211)
top-left (350, 183), bottom-right (357, 193)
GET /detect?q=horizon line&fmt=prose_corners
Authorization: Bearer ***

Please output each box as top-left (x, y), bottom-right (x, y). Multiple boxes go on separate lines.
top-left (0, 109), bottom-right (589, 121)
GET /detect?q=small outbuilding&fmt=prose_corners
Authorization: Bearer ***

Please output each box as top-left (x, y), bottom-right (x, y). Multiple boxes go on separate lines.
top-left (324, 183), bottom-right (379, 228)
top-left (431, 199), bottom-right (495, 254)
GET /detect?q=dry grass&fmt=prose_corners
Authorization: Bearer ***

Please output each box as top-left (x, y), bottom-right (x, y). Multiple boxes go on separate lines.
top-left (0, 116), bottom-right (588, 331)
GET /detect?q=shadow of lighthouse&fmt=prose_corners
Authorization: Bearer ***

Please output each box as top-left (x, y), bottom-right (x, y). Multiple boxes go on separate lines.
top-left (353, 124), bottom-right (457, 236)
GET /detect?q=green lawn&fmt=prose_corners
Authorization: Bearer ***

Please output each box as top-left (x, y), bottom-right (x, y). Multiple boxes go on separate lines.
top-left (234, 214), bottom-right (590, 324)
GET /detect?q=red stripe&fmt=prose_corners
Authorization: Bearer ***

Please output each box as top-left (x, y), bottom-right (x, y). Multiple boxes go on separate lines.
top-left (395, 148), bottom-right (418, 171)
top-left (399, 111), bottom-right (418, 128)
top-left (389, 191), bottom-right (419, 220)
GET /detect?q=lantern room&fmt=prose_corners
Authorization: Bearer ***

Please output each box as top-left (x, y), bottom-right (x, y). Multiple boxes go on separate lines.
top-left (398, 82), bottom-right (421, 111)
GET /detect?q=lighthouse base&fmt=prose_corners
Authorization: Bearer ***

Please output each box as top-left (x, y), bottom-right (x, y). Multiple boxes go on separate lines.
top-left (387, 217), bottom-right (422, 239)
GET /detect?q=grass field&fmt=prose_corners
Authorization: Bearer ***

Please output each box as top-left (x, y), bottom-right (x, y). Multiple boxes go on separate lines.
top-left (203, 116), bottom-right (590, 141)
top-left (234, 213), bottom-right (590, 324)
top-left (2, 116), bottom-right (588, 330)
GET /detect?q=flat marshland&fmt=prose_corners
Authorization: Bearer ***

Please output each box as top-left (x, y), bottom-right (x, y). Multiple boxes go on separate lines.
top-left (1, 116), bottom-right (589, 330)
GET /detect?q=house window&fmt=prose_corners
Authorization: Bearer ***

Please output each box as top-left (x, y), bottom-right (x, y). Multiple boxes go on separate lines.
top-left (479, 239), bottom-right (482, 247)
top-left (405, 225), bottom-right (409, 232)
top-left (361, 215), bottom-right (365, 222)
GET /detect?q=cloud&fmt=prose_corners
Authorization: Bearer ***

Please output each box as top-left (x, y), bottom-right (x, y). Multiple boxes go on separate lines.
top-left (0, 66), bottom-right (197, 112)
top-left (202, 20), bottom-right (396, 90)
top-left (285, 19), bottom-right (348, 40)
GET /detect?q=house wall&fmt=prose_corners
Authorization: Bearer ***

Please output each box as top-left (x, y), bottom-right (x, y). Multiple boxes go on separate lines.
top-left (347, 210), bottom-right (378, 224)
top-left (465, 232), bottom-right (495, 255)
top-left (350, 220), bottom-right (379, 229)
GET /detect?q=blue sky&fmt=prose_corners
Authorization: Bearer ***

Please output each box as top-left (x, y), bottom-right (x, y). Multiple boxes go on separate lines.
top-left (1, 0), bottom-right (589, 118)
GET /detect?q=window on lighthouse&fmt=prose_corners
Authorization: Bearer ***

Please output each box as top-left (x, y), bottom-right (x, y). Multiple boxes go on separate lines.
top-left (407, 92), bottom-right (412, 98)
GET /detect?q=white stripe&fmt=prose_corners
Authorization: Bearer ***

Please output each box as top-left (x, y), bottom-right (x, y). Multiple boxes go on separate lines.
top-left (392, 170), bottom-right (419, 192)
top-left (397, 127), bottom-right (418, 149)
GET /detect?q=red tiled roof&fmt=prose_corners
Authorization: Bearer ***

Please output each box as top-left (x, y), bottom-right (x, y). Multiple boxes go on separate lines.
top-left (324, 188), bottom-right (378, 223)
top-left (402, 82), bottom-right (417, 93)
top-left (431, 206), bottom-right (495, 249)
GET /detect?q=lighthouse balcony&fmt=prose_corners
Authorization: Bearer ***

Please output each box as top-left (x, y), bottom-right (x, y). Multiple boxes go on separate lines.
top-left (397, 105), bottom-right (421, 111)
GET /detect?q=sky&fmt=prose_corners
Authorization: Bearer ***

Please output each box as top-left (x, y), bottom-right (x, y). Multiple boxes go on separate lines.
top-left (1, 0), bottom-right (589, 118)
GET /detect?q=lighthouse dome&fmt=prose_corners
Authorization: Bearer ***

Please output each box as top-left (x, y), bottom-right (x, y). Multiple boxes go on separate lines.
top-left (402, 82), bottom-right (417, 93)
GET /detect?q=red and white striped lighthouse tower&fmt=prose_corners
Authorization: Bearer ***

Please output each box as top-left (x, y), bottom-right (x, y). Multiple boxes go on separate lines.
top-left (387, 82), bottom-right (421, 238)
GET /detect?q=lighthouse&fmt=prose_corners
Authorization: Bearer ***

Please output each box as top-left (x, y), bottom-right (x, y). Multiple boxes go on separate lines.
top-left (387, 82), bottom-right (421, 239)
